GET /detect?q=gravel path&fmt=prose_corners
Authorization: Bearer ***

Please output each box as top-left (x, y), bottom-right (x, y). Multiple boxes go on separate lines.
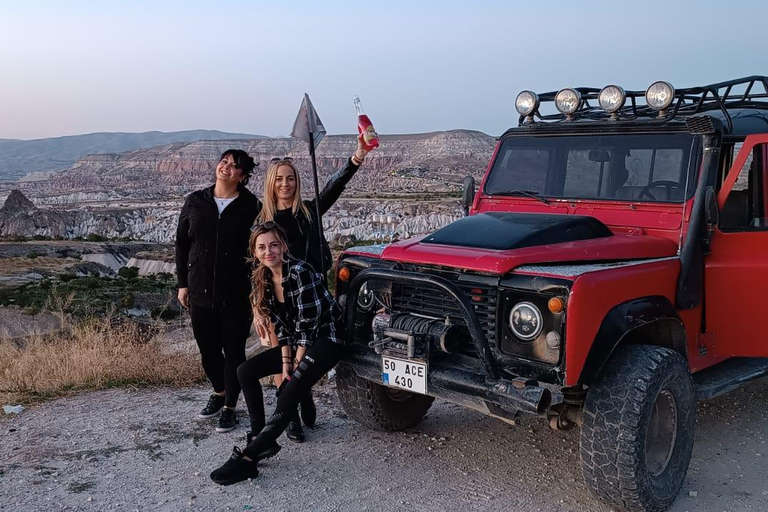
top-left (2, 376), bottom-right (768, 512)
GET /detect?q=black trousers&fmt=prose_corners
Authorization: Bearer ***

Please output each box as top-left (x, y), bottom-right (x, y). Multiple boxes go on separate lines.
top-left (189, 301), bottom-right (252, 408)
top-left (238, 337), bottom-right (344, 459)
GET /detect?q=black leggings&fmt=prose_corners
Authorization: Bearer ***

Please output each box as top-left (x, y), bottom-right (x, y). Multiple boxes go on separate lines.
top-left (238, 337), bottom-right (344, 460)
top-left (189, 302), bottom-right (251, 408)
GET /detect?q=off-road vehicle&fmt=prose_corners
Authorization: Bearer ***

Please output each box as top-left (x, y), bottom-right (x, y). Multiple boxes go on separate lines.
top-left (333, 76), bottom-right (768, 512)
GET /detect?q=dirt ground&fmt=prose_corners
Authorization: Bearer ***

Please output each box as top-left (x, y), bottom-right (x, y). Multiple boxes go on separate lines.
top-left (1, 375), bottom-right (767, 512)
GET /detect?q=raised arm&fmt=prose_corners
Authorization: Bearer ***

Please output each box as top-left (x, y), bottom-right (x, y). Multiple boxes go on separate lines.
top-left (317, 135), bottom-right (371, 214)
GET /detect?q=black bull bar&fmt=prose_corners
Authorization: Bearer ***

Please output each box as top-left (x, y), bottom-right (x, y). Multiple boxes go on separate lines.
top-left (343, 268), bottom-right (552, 415)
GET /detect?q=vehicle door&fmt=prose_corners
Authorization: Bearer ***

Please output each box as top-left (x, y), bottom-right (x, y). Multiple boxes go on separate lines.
top-left (704, 134), bottom-right (768, 356)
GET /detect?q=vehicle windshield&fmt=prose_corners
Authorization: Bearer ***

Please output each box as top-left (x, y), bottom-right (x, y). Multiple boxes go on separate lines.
top-left (484, 133), bottom-right (698, 203)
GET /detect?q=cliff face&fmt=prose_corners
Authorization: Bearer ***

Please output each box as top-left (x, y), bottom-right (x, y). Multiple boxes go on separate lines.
top-left (0, 130), bottom-right (496, 242)
top-left (0, 199), bottom-right (179, 242)
top-left (0, 191), bottom-right (463, 243)
top-left (15, 130), bottom-right (495, 201)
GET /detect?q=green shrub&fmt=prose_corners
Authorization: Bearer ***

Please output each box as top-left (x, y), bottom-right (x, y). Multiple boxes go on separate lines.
top-left (151, 305), bottom-right (180, 321)
top-left (118, 266), bottom-right (139, 279)
top-left (120, 293), bottom-right (135, 309)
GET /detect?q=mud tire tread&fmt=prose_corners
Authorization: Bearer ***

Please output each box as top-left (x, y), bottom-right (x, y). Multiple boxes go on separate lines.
top-left (580, 345), bottom-right (695, 512)
top-left (335, 362), bottom-right (434, 431)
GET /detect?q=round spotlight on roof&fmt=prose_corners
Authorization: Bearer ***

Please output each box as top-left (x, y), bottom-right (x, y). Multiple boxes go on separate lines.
top-left (555, 88), bottom-right (582, 117)
top-left (515, 90), bottom-right (539, 117)
top-left (645, 81), bottom-right (675, 111)
top-left (598, 85), bottom-right (626, 114)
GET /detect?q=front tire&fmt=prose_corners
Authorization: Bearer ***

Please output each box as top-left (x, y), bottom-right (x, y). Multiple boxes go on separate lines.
top-left (335, 362), bottom-right (434, 431)
top-left (580, 345), bottom-right (695, 512)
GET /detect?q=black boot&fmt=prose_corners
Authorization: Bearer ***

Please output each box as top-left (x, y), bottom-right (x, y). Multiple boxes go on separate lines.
top-left (286, 410), bottom-right (305, 443)
top-left (210, 447), bottom-right (259, 486)
top-left (300, 390), bottom-right (317, 428)
top-left (245, 431), bottom-right (282, 461)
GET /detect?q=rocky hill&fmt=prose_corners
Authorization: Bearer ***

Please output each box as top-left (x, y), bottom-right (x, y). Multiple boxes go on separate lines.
top-left (6, 130), bottom-right (494, 203)
top-left (0, 190), bottom-right (463, 243)
top-left (0, 130), bottom-right (495, 242)
top-left (0, 130), bottom-right (266, 182)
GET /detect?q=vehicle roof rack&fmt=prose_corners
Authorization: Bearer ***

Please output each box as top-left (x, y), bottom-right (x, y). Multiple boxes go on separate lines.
top-left (523, 76), bottom-right (768, 133)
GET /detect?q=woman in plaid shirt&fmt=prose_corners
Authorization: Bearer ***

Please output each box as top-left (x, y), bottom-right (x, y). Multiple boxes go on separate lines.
top-left (210, 222), bottom-right (345, 485)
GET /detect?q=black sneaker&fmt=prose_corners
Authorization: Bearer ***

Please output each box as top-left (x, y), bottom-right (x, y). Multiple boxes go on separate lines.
top-left (198, 394), bottom-right (225, 419)
top-left (245, 432), bottom-right (282, 461)
top-left (286, 411), bottom-right (305, 443)
top-left (300, 391), bottom-right (317, 428)
top-left (210, 447), bottom-right (259, 486)
top-left (216, 408), bottom-right (238, 433)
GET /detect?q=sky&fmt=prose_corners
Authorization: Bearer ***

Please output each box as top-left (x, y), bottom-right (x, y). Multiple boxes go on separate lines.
top-left (1, 0), bottom-right (767, 140)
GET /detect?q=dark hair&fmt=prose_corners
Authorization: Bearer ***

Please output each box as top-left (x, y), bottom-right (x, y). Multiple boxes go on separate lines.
top-left (220, 149), bottom-right (257, 187)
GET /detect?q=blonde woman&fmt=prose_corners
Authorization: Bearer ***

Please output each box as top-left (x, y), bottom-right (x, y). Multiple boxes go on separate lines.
top-left (210, 223), bottom-right (346, 485)
top-left (253, 135), bottom-right (372, 441)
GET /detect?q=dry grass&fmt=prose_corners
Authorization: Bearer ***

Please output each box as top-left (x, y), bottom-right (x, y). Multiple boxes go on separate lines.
top-left (0, 309), bottom-right (204, 405)
top-left (0, 256), bottom-right (78, 276)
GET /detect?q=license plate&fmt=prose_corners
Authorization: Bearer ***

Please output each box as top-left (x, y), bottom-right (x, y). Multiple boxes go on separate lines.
top-left (382, 356), bottom-right (427, 395)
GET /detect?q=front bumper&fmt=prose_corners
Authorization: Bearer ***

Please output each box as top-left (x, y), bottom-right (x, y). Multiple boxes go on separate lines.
top-left (343, 268), bottom-right (552, 416)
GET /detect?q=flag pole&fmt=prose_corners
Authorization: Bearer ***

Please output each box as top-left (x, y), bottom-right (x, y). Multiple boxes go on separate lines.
top-left (308, 131), bottom-right (328, 281)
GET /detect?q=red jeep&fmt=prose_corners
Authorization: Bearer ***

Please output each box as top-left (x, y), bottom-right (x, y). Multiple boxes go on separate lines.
top-left (333, 76), bottom-right (768, 512)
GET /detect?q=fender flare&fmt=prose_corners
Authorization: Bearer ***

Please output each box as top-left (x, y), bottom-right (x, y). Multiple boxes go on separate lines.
top-left (576, 296), bottom-right (686, 386)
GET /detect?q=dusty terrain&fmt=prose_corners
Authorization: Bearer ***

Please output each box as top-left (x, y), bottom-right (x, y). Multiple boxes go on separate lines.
top-left (2, 374), bottom-right (767, 512)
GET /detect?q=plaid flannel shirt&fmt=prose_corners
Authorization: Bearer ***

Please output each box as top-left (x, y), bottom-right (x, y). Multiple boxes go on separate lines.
top-left (268, 258), bottom-right (344, 347)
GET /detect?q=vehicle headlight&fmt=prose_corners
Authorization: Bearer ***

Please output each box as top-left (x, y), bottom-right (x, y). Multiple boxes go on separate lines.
top-left (515, 90), bottom-right (539, 117)
top-left (554, 88), bottom-right (582, 116)
top-left (357, 282), bottom-right (375, 310)
top-left (509, 301), bottom-right (543, 341)
top-left (598, 85), bottom-right (626, 114)
top-left (645, 81), bottom-right (675, 111)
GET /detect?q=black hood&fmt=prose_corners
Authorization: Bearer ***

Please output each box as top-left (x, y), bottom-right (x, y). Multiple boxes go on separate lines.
top-left (421, 212), bottom-right (612, 250)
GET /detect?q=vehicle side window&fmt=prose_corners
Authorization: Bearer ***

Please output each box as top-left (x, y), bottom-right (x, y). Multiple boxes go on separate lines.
top-left (720, 142), bottom-right (766, 230)
top-left (729, 142), bottom-right (753, 192)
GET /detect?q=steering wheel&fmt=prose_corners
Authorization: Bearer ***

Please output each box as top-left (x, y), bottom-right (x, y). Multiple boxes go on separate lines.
top-left (638, 180), bottom-right (683, 201)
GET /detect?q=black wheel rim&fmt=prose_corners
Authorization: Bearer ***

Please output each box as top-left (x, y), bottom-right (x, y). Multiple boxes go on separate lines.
top-left (645, 389), bottom-right (678, 476)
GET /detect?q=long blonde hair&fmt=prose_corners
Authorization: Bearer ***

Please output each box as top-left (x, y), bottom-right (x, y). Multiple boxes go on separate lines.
top-left (257, 160), bottom-right (311, 224)
top-left (249, 222), bottom-right (290, 318)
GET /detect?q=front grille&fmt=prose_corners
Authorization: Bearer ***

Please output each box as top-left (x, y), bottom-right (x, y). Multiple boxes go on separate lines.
top-left (392, 265), bottom-right (498, 357)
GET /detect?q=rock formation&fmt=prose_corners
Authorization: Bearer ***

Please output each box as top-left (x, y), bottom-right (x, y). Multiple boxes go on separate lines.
top-left (0, 189), bottom-right (37, 213)
top-left (9, 130), bottom-right (494, 202)
top-left (0, 131), bottom-right (495, 243)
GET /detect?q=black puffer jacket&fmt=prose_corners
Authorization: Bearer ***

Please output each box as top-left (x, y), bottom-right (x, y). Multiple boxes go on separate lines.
top-left (285, 158), bottom-right (360, 273)
top-left (175, 185), bottom-right (261, 308)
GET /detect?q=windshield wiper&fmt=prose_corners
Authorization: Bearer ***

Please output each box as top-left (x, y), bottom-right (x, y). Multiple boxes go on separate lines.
top-left (497, 189), bottom-right (550, 205)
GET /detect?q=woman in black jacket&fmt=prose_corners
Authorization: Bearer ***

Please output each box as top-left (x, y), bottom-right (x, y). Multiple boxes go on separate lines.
top-left (210, 223), bottom-right (346, 485)
top-left (254, 135), bottom-right (371, 441)
top-left (175, 149), bottom-right (260, 433)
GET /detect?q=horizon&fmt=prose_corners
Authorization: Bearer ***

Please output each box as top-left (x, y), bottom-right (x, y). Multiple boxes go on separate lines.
top-left (0, 127), bottom-right (491, 143)
top-left (2, 0), bottom-right (767, 139)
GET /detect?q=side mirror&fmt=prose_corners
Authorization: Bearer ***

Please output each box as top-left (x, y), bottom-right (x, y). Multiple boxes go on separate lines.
top-left (462, 175), bottom-right (475, 216)
top-left (704, 186), bottom-right (719, 226)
